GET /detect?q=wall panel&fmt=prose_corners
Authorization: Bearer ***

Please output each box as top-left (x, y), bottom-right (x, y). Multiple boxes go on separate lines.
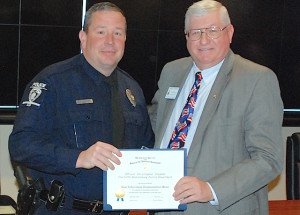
top-left (0, 0), bottom-right (299, 121)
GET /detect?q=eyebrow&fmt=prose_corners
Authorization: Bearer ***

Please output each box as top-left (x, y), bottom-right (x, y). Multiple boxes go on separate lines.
top-left (94, 26), bottom-right (125, 31)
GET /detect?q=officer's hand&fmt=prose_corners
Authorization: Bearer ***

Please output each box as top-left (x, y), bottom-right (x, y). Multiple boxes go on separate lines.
top-left (76, 141), bottom-right (122, 171)
top-left (173, 176), bottom-right (214, 203)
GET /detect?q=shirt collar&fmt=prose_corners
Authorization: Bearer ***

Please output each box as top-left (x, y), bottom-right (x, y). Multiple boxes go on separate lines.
top-left (80, 54), bottom-right (118, 85)
top-left (192, 59), bottom-right (224, 83)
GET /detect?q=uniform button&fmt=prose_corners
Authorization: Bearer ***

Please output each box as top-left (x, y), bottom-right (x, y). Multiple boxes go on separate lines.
top-left (86, 115), bottom-right (90, 120)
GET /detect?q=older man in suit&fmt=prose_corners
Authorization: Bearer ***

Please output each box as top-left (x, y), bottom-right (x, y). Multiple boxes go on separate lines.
top-left (149, 0), bottom-right (284, 214)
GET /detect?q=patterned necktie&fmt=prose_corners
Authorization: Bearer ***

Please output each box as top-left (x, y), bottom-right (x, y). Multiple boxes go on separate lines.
top-left (168, 72), bottom-right (203, 149)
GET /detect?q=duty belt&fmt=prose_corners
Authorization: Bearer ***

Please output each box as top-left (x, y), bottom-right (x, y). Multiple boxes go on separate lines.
top-left (72, 199), bottom-right (103, 214)
top-left (72, 199), bottom-right (129, 214)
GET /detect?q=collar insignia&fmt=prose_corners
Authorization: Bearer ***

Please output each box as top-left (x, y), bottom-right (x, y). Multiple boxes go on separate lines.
top-left (126, 89), bottom-right (136, 107)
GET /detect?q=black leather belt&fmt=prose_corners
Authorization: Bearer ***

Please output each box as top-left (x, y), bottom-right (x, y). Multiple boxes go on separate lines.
top-left (72, 199), bottom-right (103, 214)
top-left (72, 199), bottom-right (129, 214)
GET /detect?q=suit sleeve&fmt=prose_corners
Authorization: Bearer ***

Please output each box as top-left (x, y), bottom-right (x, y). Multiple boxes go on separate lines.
top-left (149, 88), bottom-right (159, 135)
top-left (149, 64), bottom-right (169, 136)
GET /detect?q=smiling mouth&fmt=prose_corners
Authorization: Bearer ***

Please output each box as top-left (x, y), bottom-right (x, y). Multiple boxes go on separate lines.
top-left (199, 48), bottom-right (212, 51)
top-left (101, 50), bottom-right (116, 55)
top-left (102, 50), bottom-right (115, 53)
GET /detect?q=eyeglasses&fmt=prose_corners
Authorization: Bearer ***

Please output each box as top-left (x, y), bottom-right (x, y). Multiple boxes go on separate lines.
top-left (185, 25), bottom-right (230, 40)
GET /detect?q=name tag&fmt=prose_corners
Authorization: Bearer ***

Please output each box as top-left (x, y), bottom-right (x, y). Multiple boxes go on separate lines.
top-left (165, 87), bottom-right (179, 99)
top-left (76, 99), bottom-right (94, 105)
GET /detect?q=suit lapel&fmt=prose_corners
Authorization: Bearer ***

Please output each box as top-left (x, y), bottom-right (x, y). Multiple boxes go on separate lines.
top-left (188, 51), bottom-right (235, 166)
top-left (155, 59), bottom-right (193, 147)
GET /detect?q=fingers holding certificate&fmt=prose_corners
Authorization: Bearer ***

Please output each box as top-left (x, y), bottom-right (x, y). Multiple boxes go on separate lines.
top-left (103, 149), bottom-right (187, 211)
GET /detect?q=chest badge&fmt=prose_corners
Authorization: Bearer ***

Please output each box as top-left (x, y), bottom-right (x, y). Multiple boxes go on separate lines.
top-left (126, 89), bottom-right (136, 107)
top-left (22, 82), bottom-right (47, 107)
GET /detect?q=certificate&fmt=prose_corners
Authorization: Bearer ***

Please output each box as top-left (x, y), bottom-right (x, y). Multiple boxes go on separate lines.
top-left (103, 149), bottom-right (187, 211)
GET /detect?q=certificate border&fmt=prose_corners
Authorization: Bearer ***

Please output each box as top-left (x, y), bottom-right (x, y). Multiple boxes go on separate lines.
top-left (103, 148), bottom-right (187, 211)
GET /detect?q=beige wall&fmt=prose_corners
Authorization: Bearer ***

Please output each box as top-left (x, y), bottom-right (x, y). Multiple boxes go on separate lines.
top-left (1, 125), bottom-right (299, 201)
top-left (0, 125), bottom-right (18, 200)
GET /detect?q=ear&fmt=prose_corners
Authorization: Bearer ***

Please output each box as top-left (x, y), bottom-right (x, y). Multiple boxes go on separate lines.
top-left (227, 24), bottom-right (234, 43)
top-left (79, 30), bottom-right (87, 49)
top-left (184, 30), bottom-right (189, 40)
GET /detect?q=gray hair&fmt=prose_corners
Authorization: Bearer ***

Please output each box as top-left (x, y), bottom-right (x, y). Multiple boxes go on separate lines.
top-left (83, 2), bottom-right (127, 32)
top-left (185, 0), bottom-right (231, 29)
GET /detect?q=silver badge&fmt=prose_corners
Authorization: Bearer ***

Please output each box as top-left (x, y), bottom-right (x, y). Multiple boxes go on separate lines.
top-left (22, 82), bottom-right (47, 107)
top-left (126, 89), bottom-right (136, 107)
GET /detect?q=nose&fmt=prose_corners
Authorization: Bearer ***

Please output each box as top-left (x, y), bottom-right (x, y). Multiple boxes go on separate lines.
top-left (199, 31), bottom-right (210, 44)
top-left (104, 32), bottom-right (114, 44)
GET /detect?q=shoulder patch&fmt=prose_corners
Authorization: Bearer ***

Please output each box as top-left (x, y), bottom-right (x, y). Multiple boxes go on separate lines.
top-left (22, 82), bottom-right (47, 107)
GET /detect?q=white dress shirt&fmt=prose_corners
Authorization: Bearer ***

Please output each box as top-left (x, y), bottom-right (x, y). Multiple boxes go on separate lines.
top-left (160, 60), bottom-right (223, 153)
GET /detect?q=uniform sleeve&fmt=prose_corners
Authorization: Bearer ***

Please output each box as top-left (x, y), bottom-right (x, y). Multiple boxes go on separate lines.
top-left (9, 78), bottom-right (81, 175)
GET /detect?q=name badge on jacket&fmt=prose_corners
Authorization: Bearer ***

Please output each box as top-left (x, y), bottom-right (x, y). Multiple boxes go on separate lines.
top-left (76, 99), bottom-right (94, 105)
top-left (165, 87), bottom-right (179, 99)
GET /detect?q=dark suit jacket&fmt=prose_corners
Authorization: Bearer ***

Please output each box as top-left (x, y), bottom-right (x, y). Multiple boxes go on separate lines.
top-left (149, 50), bottom-right (284, 214)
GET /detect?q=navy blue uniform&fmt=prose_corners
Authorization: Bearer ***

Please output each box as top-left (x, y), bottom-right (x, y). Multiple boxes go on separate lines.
top-left (9, 54), bottom-right (154, 214)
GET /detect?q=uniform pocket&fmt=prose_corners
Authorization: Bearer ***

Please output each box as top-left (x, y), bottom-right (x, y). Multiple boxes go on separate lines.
top-left (124, 111), bottom-right (143, 148)
top-left (68, 109), bottom-right (105, 149)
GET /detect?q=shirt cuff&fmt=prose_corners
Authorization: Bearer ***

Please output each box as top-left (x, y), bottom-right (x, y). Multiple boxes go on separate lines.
top-left (207, 182), bottom-right (219, 205)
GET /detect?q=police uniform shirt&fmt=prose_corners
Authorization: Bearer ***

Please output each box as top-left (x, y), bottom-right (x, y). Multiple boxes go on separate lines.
top-left (9, 54), bottom-right (154, 204)
top-left (103, 70), bottom-right (125, 148)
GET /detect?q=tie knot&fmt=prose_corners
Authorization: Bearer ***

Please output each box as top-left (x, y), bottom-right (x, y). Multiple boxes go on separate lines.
top-left (195, 72), bottom-right (203, 83)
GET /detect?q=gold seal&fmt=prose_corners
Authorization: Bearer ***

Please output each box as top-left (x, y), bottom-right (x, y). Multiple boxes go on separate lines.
top-left (126, 89), bottom-right (136, 107)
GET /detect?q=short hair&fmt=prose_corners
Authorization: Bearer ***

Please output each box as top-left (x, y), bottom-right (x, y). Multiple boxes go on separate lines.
top-left (185, 0), bottom-right (231, 29)
top-left (83, 2), bottom-right (127, 32)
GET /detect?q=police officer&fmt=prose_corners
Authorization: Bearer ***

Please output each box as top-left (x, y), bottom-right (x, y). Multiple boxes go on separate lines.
top-left (9, 2), bottom-right (153, 214)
